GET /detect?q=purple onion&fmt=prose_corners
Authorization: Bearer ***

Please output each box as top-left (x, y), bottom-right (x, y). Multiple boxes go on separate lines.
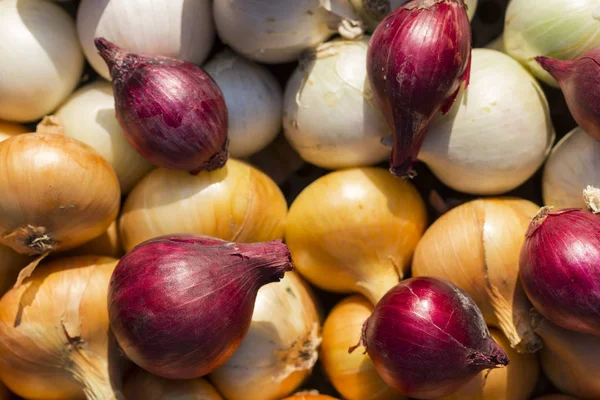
top-left (367, 0), bottom-right (472, 177)
top-left (108, 234), bottom-right (293, 379)
top-left (351, 277), bottom-right (508, 399)
top-left (95, 38), bottom-right (228, 174)
top-left (520, 204), bottom-right (600, 336)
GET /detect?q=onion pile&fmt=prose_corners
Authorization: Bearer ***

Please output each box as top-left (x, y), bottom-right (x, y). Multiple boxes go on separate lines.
top-left (124, 368), bottom-right (223, 400)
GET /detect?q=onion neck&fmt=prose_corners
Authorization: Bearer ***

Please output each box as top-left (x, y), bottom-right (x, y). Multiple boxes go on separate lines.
top-left (70, 347), bottom-right (124, 400)
top-left (236, 240), bottom-right (294, 285)
top-left (535, 56), bottom-right (574, 84)
top-left (36, 116), bottom-right (64, 135)
top-left (356, 272), bottom-right (401, 305)
top-left (525, 206), bottom-right (553, 238)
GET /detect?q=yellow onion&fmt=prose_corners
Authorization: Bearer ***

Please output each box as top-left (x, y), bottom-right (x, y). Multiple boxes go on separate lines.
top-left (211, 271), bottom-right (321, 400)
top-left (64, 221), bottom-right (123, 259)
top-left (0, 121), bottom-right (27, 142)
top-left (119, 159), bottom-right (286, 251)
top-left (124, 368), bottom-right (223, 400)
top-left (534, 314), bottom-right (600, 400)
top-left (286, 168), bottom-right (427, 304)
top-left (321, 295), bottom-right (404, 400)
top-left (0, 117), bottom-right (120, 271)
top-left (283, 392), bottom-right (339, 400)
top-left (0, 256), bottom-right (129, 400)
top-left (0, 245), bottom-right (29, 297)
top-left (412, 198), bottom-right (542, 353)
top-left (440, 329), bottom-right (540, 400)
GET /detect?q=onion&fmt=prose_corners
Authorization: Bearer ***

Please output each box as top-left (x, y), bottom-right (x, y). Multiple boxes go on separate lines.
top-left (0, 256), bottom-right (128, 400)
top-left (440, 329), bottom-right (540, 400)
top-left (204, 49), bottom-right (282, 159)
top-left (543, 127), bottom-right (600, 209)
top-left (0, 245), bottom-right (29, 297)
top-left (504, 0), bottom-right (600, 87)
top-left (413, 198), bottom-right (542, 353)
top-left (419, 49), bottom-right (554, 195)
top-left (320, 295), bottom-right (403, 400)
top-left (119, 158), bottom-right (287, 251)
top-left (56, 81), bottom-right (153, 193)
top-left (283, 37), bottom-right (390, 169)
top-left (286, 167), bottom-right (427, 304)
top-left (65, 221), bottom-right (123, 259)
top-left (124, 368), bottom-right (223, 400)
top-left (367, 0), bottom-right (472, 176)
top-left (0, 0), bottom-right (84, 122)
top-left (77, 0), bottom-right (214, 81)
top-left (213, 0), bottom-right (363, 64)
top-left (283, 392), bottom-right (339, 400)
top-left (533, 314), bottom-right (600, 400)
top-left (210, 271), bottom-right (321, 400)
top-left (352, 277), bottom-right (509, 399)
top-left (0, 121), bottom-right (27, 142)
top-left (536, 47), bottom-right (600, 142)
top-left (109, 234), bottom-right (293, 379)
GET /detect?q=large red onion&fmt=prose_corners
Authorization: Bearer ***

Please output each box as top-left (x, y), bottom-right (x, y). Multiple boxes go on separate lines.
top-left (367, 0), bottom-right (472, 177)
top-left (108, 234), bottom-right (293, 379)
top-left (95, 38), bottom-right (228, 174)
top-left (536, 47), bottom-right (600, 142)
top-left (351, 277), bottom-right (508, 399)
top-left (520, 191), bottom-right (600, 336)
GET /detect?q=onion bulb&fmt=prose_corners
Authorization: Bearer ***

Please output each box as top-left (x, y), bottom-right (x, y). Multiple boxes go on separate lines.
top-left (440, 329), bottom-right (540, 400)
top-left (0, 245), bottom-right (29, 297)
top-left (413, 198), bottom-right (542, 353)
top-left (503, 0), bottom-right (600, 87)
top-left (77, 0), bottom-right (214, 80)
top-left (283, 37), bottom-right (390, 169)
top-left (320, 295), bottom-right (404, 400)
top-left (56, 81), bottom-right (153, 194)
top-left (419, 49), bottom-right (554, 195)
top-left (124, 368), bottom-right (223, 400)
top-left (283, 392), bottom-right (339, 400)
top-left (286, 167), bottom-right (427, 304)
top-left (213, 0), bottom-right (363, 64)
top-left (533, 314), bottom-right (600, 400)
top-left (119, 159), bottom-right (286, 251)
top-left (0, 0), bottom-right (84, 122)
top-left (0, 121), bottom-right (27, 142)
top-left (204, 50), bottom-right (282, 158)
top-left (65, 221), bottom-right (123, 259)
top-left (0, 118), bottom-right (120, 277)
top-left (211, 271), bottom-right (321, 400)
top-left (543, 127), bottom-right (600, 209)
top-left (0, 256), bottom-right (128, 400)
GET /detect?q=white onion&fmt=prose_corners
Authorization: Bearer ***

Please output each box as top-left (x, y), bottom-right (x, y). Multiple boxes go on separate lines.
top-left (283, 37), bottom-right (390, 170)
top-left (77, 0), bottom-right (215, 80)
top-left (56, 81), bottom-right (153, 194)
top-left (213, 0), bottom-right (362, 64)
top-left (0, 0), bottom-right (84, 122)
top-left (204, 50), bottom-right (283, 158)
top-left (418, 49), bottom-right (554, 195)
top-left (543, 127), bottom-right (600, 209)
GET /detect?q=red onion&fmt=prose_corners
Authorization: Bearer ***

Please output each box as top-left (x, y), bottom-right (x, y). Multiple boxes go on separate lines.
top-left (95, 38), bottom-right (228, 174)
top-left (520, 188), bottom-right (600, 336)
top-left (351, 277), bottom-right (509, 399)
top-left (367, 0), bottom-right (472, 177)
top-left (108, 234), bottom-right (293, 379)
top-left (536, 47), bottom-right (600, 142)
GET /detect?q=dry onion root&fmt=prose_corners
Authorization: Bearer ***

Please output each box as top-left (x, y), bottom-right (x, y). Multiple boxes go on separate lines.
top-left (124, 368), bottom-right (223, 400)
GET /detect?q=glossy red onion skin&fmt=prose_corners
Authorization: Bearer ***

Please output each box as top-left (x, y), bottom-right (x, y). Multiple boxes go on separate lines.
top-left (95, 38), bottom-right (228, 174)
top-left (536, 48), bottom-right (600, 142)
top-left (108, 234), bottom-right (293, 379)
top-left (367, 0), bottom-right (471, 177)
top-left (357, 277), bottom-right (508, 399)
top-left (520, 208), bottom-right (600, 336)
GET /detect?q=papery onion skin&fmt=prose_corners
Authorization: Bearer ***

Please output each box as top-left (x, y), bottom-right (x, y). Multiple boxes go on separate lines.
top-left (520, 207), bottom-right (600, 336)
top-left (367, 0), bottom-right (472, 176)
top-left (95, 38), bottom-right (228, 174)
top-left (109, 234), bottom-right (293, 379)
top-left (356, 277), bottom-right (509, 399)
top-left (119, 159), bottom-right (287, 251)
top-left (124, 368), bottom-right (223, 400)
top-left (536, 48), bottom-right (600, 142)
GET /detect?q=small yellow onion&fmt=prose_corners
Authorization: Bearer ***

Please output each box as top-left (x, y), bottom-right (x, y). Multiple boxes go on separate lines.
top-left (64, 221), bottom-right (123, 259)
top-left (0, 118), bottom-right (120, 268)
top-left (124, 368), bottom-right (223, 400)
top-left (119, 159), bottom-right (287, 251)
top-left (0, 256), bottom-right (128, 400)
top-left (211, 271), bottom-right (321, 400)
top-left (0, 121), bottom-right (27, 142)
top-left (412, 198), bottom-right (542, 353)
top-left (0, 245), bottom-right (29, 297)
top-left (439, 329), bottom-right (540, 400)
top-left (56, 81), bottom-right (153, 194)
top-left (533, 315), bottom-right (600, 400)
top-left (321, 295), bottom-right (404, 400)
top-left (286, 168), bottom-right (427, 304)
top-left (283, 392), bottom-right (339, 400)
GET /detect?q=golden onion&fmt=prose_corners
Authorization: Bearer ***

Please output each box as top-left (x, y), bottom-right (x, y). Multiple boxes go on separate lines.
top-left (64, 221), bottom-right (123, 259)
top-left (124, 368), bottom-right (223, 400)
